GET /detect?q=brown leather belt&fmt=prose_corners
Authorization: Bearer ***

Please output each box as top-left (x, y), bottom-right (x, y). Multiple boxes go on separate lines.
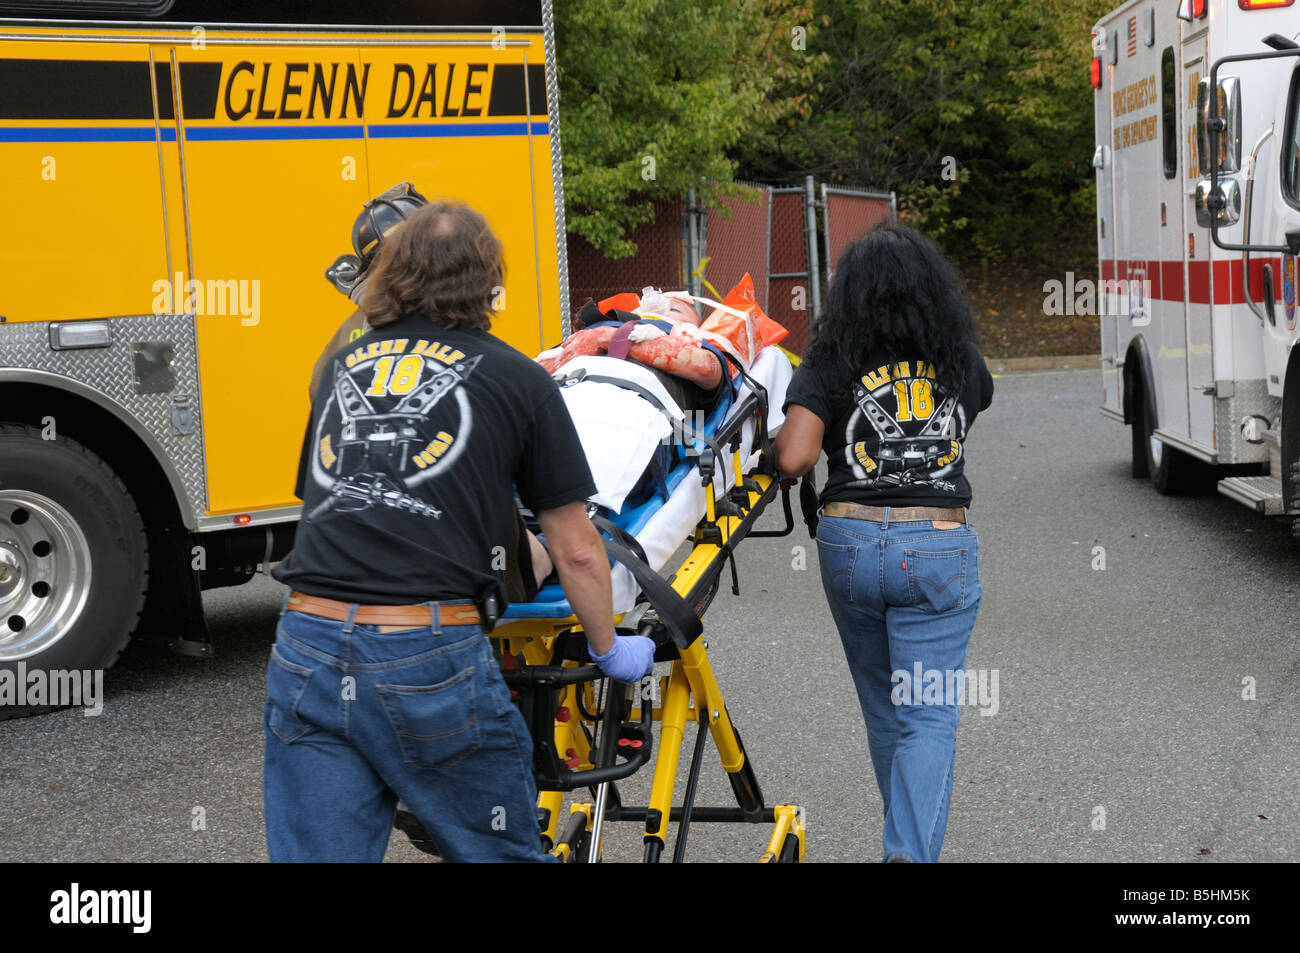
top-left (821, 502), bottom-right (967, 523)
top-left (287, 591), bottom-right (481, 628)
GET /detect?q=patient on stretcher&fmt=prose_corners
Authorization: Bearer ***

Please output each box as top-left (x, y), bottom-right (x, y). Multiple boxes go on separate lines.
top-left (538, 279), bottom-right (785, 408)
top-left (539, 278), bottom-right (787, 503)
top-left (503, 278), bottom-right (793, 617)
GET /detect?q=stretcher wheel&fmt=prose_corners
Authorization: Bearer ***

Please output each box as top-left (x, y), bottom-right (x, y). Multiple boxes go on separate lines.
top-left (567, 827), bottom-right (591, 863)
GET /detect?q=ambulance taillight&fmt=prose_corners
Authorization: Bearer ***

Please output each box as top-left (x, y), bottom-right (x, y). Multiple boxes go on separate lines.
top-left (1091, 57), bottom-right (1103, 89)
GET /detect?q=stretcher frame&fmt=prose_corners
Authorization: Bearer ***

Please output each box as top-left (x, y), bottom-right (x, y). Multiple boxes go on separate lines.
top-left (492, 358), bottom-right (806, 863)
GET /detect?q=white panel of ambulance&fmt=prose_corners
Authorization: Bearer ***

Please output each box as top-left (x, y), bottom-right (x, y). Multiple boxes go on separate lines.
top-left (1099, 0), bottom-right (1300, 467)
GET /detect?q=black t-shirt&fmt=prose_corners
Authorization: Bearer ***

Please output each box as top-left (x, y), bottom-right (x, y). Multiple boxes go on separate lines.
top-left (273, 314), bottom-right (596, 606)
top-left (783, 342), bottom-right (993, 508)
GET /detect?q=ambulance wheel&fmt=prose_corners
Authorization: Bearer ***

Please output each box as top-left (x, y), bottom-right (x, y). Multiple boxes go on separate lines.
top-left (1138, 400), bottom-right (1211, 495)
top-left (0, 424), bottom-right (147, 718)
top-left (1130, 407), bottom-right (1150, 479)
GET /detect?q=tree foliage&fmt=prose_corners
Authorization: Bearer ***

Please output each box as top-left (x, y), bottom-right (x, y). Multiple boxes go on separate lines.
top-left (553, 0), bottom-right (820, 257)
top-left (555, 0), bottom-right (1116, 263)
top-left (741, 0), bottom-right (1115, 262)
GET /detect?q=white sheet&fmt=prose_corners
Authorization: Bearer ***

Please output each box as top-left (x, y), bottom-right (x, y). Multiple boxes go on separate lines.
top-left (559, 380), bottom-right (673, 512)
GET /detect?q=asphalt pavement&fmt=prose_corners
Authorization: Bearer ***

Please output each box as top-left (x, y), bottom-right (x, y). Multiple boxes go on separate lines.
top-left (2, 365), bottom-right (1298, 862)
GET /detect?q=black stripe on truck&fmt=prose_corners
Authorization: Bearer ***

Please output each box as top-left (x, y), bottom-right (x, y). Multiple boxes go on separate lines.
top-left (486, 63), bottom-right (545, 117)
top-left (0, 59), bottom-right (152, 120)
top-left (159, 62), bottom-right (222, 120)
top-left (0, 59), bottom-right (220, 120)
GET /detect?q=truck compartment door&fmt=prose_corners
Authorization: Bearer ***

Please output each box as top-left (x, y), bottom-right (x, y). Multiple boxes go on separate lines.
top-left (0, 40), bottom-right (171, 323)
top-left (168, 43), bottom-right (374, 516)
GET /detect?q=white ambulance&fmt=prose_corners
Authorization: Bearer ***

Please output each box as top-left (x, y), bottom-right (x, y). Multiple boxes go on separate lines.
top-left (1094, 0), bottom-right (1300, 517)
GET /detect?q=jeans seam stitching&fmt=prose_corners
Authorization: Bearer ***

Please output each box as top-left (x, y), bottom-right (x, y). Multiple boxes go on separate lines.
top-left (281, 627), bottom-right (482, 672)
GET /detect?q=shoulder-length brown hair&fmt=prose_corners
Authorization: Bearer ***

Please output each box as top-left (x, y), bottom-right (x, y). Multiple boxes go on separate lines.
top-left (360, 200), bottom-right (503, 331)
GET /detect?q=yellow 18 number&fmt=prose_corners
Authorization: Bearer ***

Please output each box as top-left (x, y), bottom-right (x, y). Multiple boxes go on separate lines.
top-left (893, 379), bottom-right (933, 421)
top-left (365, 355), bottom-right (424, 396)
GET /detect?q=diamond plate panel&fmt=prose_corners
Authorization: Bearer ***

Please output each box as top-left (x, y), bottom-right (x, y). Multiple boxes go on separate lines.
top-left (0, 314), bottom-right (206, 524)
top-left (1214, 379), bottom-right (1277, 465)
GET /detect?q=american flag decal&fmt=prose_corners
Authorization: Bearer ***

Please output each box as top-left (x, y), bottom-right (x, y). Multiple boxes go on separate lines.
top-left (1127, 16), bottom-right (1138, 58)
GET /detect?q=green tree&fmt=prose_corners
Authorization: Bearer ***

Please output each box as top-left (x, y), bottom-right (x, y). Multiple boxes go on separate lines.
top-left (739, 0), bottom-right (1115, 262)
top-left (554, 0), bottom-right (821, 257)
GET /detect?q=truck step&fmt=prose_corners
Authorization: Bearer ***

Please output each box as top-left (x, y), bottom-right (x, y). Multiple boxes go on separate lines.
top-left (1217, 475), bottom-right (1286, 515)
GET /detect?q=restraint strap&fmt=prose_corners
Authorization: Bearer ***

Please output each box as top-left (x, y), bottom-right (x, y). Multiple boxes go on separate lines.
top-left (590, 513), bottom-right (649, 565)
top-left (799, 470), bottom-right (820, 540)
top-left (559, 369), bottom-right (730, 486)
top-left (718, 349), bottom-right (774, 468)
top-left (598, 531), bottom-right (703, 650)
top-left (606, 320), bottom-right (640, 361)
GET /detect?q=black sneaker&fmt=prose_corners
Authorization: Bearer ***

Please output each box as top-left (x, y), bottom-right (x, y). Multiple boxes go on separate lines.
top-left (394, 808), bottom-right (441, 858)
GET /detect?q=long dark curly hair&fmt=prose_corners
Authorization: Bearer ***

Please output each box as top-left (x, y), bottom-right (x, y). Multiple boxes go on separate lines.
top-left (805, 223), bottom-right (978, 399)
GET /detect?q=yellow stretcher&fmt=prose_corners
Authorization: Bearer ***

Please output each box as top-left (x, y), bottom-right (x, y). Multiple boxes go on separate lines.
top-left (489, 351), bottom-right (806, 862)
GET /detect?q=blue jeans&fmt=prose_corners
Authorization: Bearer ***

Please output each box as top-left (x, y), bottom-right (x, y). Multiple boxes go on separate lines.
top-left (815, 511), bottom-right (981, 863)
top-left (263, 603), bottom-right (550, 862)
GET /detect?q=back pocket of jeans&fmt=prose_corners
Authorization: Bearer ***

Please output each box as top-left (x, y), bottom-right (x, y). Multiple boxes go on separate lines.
top-left (266, 645), bottom-right (315, 744)
top-left (817, 538), bottom-right (857, 605)
top-left (905, 548), bottom-right (968, 614)
top-left (377, 667), bottom-right (481, 770)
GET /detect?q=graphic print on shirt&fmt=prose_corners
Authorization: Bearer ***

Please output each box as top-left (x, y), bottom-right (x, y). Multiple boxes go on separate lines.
top-left (844, 360), bottom-right (967, 492)
top-left (308, 337), bottom-right (478, 521)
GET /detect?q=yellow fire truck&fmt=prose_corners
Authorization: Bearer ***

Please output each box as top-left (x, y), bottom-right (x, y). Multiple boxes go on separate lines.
top-left (0, 0), bottom-right (567, 690)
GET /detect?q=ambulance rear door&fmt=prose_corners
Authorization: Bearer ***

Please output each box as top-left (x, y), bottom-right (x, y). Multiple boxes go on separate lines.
top-left (1095, 20), bottom-right (1121, 416)
top-left (1181, 20), bottom-right (1211, 448)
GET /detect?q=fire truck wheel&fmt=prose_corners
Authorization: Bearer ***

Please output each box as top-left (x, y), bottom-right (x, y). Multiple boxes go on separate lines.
top-left (0, 424), bottom-right (148, 718)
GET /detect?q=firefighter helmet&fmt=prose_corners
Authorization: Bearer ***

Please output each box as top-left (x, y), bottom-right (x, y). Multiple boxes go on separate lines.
top-left (352, 182), bottom-right (428, 264)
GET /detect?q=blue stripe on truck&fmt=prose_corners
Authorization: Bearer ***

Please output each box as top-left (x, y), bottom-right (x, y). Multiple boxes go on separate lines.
top-left (0, 127), bottom-right (176, 142)
top-left (367, 121), bottom-right (548, 138)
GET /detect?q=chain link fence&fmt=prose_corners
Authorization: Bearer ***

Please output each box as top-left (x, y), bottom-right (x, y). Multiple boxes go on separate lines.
top-left (822, 185), bottom-right (897, 289)
top-left (565, 196), bottom-right (685, 336)
top-left (767, 185), bottom-right (813, 355)
top-left (699, 182), bottom-right (770, 311)
top-left (564, 179), bottom-right (895, 358)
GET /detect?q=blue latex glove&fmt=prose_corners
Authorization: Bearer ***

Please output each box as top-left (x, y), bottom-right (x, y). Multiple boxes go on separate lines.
top-left (590, 635), bottom-right (655, 684)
